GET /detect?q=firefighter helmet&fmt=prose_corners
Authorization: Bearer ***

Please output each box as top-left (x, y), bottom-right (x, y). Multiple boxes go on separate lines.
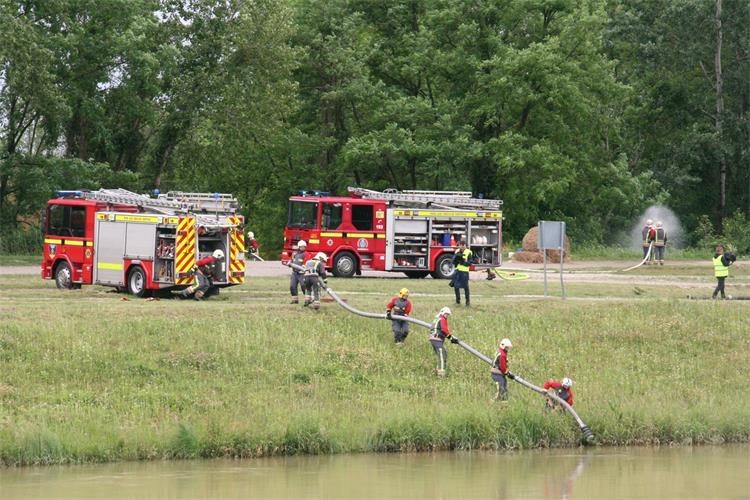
top-left (439, 306), bottom-right (451, 316)
top-left (212, 249), bottom-right (224, 260)
top-left (248, 231), bottom-right (255, 239)
top-left (315, 252), bottom-right (328, 262)
top-left (499, 338), bottom-right (512, 349)
top-left (655, 221), bottom-right (663, 228)
top-left (297, 240), bottom-right (307, 248)
top-left (399, 287), bottom-right (409, 298)
top-left (562, 377), bottom-right (573, 388)
top-left (646, 219), bottom-right (653, 225)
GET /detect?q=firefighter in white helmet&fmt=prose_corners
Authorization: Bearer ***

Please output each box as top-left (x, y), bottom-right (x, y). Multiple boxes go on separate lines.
top-left (543, 376), bottom-right (574, 411)
top-left (289, 240), bottom-right (309, 304)
top-left (303, 252), bottom-right (328, 310)
top-left (428, 306), bottom-right (457, 376)
top-left (246, 230), bottom-right (259, 259)
top-left (641, 219), bottom-right (656, 263)
top-left (653, 221), bottom-right (667, 265)
top-left (386, 287), bottom-right (413, 344)
top-left (491, 338), bottom-right (513, 402)
top-left (180, 248), bottom-right (225, 300)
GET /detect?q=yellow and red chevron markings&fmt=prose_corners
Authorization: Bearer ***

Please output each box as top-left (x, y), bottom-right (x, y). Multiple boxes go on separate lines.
top-left (175, 217), bottom-right (196, 284)
top-left (229, 216), bottom-right (245, 283)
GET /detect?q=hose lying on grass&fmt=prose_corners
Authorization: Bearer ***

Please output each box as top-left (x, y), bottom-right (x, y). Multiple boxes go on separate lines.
top-left (285, 262), bottom-right (596, 444)
top-left (620, 242), bottom-right (653, 273)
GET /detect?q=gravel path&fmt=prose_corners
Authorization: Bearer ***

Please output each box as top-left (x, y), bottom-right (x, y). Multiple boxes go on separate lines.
top-left (2, 259), bottom-right (728, 288)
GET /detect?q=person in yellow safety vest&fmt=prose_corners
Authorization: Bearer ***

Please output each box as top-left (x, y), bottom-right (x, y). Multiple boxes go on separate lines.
top-left (451, 240), bottom-right (473, 306)
top-left (653, 221), bottom-right (668, 265)
top-left (712, 245), bottom-right (736, 299)
top-left (303, 252), bottom-right (328, 310)
top-left (641, 219), bottom-right (655, 263)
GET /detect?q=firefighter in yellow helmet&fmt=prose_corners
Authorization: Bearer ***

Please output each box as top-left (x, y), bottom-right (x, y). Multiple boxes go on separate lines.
top-left (386, 287), bottom-right (413, 344)
top-left (653, 221), bottom-right (667, 265)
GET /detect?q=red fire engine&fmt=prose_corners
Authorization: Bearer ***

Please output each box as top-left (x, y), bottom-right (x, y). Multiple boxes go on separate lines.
top-left (280, 187), bottom-right (503, 278)
top-left (41, 189), bottom-right (246, 296)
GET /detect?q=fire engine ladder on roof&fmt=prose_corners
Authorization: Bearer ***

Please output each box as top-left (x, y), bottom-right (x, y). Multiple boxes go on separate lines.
top-left (82, 189), bottom-right (188, 214)
top-left (159, 191), bottom-right (239, 213)
top-left (347, 187), bottom-right (502, 211)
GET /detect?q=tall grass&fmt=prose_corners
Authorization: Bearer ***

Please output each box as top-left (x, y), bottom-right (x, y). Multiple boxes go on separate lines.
top-left (0, 272), bottom-right (749, 465)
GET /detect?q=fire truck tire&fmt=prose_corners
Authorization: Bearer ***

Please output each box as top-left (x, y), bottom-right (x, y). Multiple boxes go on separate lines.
top-left (404, 271), bottom-right (429, 279)
top-left (430, 253), bottom-right (455, 280)
top-left (332, 251), bottom-right (357, 278)
top-left (127, 266), bottom-right (150, 297)
top-left (54, 261), bottom-right (80, 290)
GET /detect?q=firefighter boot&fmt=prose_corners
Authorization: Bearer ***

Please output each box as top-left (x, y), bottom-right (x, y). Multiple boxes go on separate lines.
top-left (194, 290), bottom-right (205, 300)
top-left (312, 301), bottom-right (320, 310)
top-left (290, 297), bottom-right (299, 304)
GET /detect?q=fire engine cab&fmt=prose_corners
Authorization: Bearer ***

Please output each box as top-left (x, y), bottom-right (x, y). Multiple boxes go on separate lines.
top-left (281, 187), bottom-right (503, 279)
top-left (41, 189), bottom-right (246, 296)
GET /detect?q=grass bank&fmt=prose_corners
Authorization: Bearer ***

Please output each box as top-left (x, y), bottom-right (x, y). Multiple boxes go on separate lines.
top-left (1, 271), bottom-right (749, 465)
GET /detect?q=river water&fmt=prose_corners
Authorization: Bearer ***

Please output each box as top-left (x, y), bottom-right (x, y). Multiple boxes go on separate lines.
top-left (1, 446), bottom-right (748, 499)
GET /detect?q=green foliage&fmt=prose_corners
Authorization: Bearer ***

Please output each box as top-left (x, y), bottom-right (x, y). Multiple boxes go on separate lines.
top-left (720, 210), bottom-right (750, 256)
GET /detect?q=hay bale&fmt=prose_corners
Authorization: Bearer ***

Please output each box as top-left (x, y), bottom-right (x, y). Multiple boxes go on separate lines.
top-left (516, 226), bottom-right (571, 263)
top-left (512, 251), bottom-right (544, 263)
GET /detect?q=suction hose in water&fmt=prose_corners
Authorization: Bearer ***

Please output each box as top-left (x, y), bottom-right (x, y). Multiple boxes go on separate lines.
top-left (285, 262), bottom-right (596, 444)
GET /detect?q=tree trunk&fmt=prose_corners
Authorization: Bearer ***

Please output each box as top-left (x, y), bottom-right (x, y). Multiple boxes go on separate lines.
top-left (714, 0), bottom-right (726, 228)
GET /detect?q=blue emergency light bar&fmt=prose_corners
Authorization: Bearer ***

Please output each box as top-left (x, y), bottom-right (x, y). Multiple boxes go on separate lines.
top-left (298, 190), bottom-right (331, 197)
top-left (55, 190), bottom-right (84, 198)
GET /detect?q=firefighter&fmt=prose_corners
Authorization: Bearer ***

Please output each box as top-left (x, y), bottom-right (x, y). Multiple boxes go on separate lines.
top-left (641, 219), bottom-right (656, 263)
top-left (246, 231), bottom-right (260, 259)
top-left (180, 249), bottom-right (224, 300)
top-left (303, 252), bottom-right (328, 309)
top-left (491, 338), bottom-right (512, 402)
top-left (386, 288), bottom-right (413, 345)
top-left (452, 240), bottom-right (473, 306)
top-left (289, 240), bottom-right (309, 304)
top-left (653, 221), bottom-right (667, 265)
top-left (543, 377), bottom-right (574, 411)
top-left (712, 245), bottom-right (736, 299)
top-left (429, 307), bottom-right (457, 376)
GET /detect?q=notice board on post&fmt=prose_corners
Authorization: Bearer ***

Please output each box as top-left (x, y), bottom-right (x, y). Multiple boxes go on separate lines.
top-left (538, 221), bottom-right (566, 299)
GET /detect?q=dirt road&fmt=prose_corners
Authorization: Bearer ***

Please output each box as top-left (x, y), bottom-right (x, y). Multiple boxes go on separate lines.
top-left (3, 259), bottom-right (726, 288)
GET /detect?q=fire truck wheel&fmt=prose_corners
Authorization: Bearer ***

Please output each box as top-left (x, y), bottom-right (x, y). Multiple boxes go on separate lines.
top-left (54, 261), bottom-right (80, 290)
top-left (127, 266), bottom-right (150, 297)
top-left (430, 253), bottom-right (456, 280)
top-left (332, 251), bottom-right (357, 278)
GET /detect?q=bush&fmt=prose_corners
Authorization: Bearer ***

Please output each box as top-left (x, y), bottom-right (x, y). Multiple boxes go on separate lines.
top-left (1, 227), bottom-right (43, 254)
top-left (721, 210), bottom-right (750, 256)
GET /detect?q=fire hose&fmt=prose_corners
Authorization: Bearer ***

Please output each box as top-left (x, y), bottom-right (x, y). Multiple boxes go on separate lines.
top-left (620, 242), bottom-right (653, 272)
top-left (286, 262), bottom-right (595, 443)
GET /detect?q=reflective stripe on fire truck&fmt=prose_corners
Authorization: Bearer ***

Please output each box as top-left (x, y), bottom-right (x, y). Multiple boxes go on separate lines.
top-left (114, 214), bottom-right (163, 224)
top-left (393, 209), bottom-right (502, 218)
top-left (320, 232), bottom-right (343, 237)
top-left (97, 262), bottom-right (124, 271)
top-left (309, 239), bottom-right (320, 244)
top-left (63, 240), bottom-right (85, 246)
top-left (228, 215), bottom-right (245, 283)
top-left (174, 217), bottom-right (196, 284)
top-left (44, 238), bottom-right (62, 244)
top-left (347, 233), bottom-right (374, 238)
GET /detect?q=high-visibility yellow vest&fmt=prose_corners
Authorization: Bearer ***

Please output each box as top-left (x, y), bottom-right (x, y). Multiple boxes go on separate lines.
top-left (456, 248), bottom-right (472, 272)
top-left (713, 256), bottom-right (729, 278)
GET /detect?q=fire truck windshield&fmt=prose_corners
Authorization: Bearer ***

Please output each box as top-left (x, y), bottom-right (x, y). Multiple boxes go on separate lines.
top-left (287, 200), bottom-right (318, 229)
